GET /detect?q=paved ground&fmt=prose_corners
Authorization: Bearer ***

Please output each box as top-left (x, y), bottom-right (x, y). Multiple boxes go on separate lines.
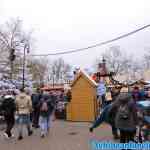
top-left (0, 120), bottom-right (114, 150)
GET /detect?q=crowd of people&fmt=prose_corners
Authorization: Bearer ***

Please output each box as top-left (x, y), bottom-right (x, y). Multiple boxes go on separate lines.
top-left (90, 80), bottom-right (150, 143)
top-left (1, 79), bottom-right (150, 144)
top-left (0, 87), bottom-right (59, 140)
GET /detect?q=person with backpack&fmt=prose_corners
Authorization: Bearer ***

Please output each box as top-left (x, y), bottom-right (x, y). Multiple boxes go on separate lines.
top-left (109, 92), bottom-right (138, 143)
top-left (1, 95), bottom-right (16, 139)
top-left (39, 92), bottom-right (54, 138)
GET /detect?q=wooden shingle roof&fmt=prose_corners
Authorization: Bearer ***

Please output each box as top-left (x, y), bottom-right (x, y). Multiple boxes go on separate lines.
top-left (71, 69), bottom-right (98, 87)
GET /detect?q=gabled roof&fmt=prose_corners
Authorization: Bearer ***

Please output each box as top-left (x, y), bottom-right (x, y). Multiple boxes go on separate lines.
top-left (71, 69), bottom-right (98, 87)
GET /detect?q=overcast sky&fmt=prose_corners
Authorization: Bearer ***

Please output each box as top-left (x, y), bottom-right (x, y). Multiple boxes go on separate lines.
top-left (1, 0), bottom-right (150, 69)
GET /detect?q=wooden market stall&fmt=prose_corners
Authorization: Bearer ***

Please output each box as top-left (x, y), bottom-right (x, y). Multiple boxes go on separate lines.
top-left (66, 70), bottom-right (98, 122)
top-left (41, 84), bottom-right (64, 91)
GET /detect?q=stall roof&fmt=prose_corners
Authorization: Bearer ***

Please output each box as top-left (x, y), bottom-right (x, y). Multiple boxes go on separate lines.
top-left (71, 69), bottom-right (98, 87)
top-left (41, 84), bottom-right (64, 91)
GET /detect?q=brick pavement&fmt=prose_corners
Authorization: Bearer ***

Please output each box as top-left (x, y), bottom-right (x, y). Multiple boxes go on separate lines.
top-left (0, 120), bottom-right (114, 150)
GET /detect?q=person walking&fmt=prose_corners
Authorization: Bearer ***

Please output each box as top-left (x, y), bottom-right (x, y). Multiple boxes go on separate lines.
top-left (110, 86), bottom-right (121, 139)
top-left (110, 93), bottom-right (138, 143)
top-left (16, 88), bottom-right (33, 140)
top-left (97, 79), bottom-right (106, 109)
top-left (1, 95), bottom-right (16, 139)
top-left (31, 88), bottom-right (42, 128)
top-left (39, 92), bottom-right (55, 138)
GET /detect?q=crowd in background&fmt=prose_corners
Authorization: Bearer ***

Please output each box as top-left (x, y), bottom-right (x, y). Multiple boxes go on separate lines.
top-left (0, 87), bottom-right (71, 140)
top-left (1, 79), bottom-right (150, 143)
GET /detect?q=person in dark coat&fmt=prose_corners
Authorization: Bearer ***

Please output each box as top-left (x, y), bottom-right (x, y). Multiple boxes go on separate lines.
top-left (90, 92), bottom-right (138, 143)
top-left (132, 86), bottom-right (142, 102)
top-left (39, 92), bottom-right (55, 137)
top-left (1, 95), bottom-right (16, 139)
top-left (110, 87), bottom-right (121, 139)
top-left (109, 92), bottom-right (138, 143)
top-left (31, 88), bottom-right (42, 128)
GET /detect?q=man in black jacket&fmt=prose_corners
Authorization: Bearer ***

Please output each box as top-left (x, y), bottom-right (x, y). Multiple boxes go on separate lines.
top-left (1, 95), bottom-right (16, 139)
top-left (31, 88), bottom-right (42, 128)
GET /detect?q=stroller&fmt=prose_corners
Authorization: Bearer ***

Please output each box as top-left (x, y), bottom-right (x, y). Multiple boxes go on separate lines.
top-left (136, 100), bottom-right (150, 142)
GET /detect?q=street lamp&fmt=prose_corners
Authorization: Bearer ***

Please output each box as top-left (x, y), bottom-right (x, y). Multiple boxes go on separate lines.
top-left (22, 44), bottom-right (30, 90)
top-left (9, 48), bottom-right (16, 79)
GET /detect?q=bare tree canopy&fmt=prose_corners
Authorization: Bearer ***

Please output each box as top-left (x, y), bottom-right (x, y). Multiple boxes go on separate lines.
top-left (143, 49), bottom-right (150, 70)
top-left (27, 57), bottom-right (72, 86)
top-left (48, 58), bottom-right (72, 84)
top-left (27, 57), bottom-right (49, 86)
top-left (101, 46), bottom-right (132, 75)
top-left (0, 18), bottom-right (34, 78)
top-left (95, 46), bottom-right (143, 82)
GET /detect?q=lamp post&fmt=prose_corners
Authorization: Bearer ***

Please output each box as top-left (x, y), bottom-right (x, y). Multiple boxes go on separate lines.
top-left (9, 48), bottom-right (16, 79)
top-left (22, 44), bottom-right (29, 90)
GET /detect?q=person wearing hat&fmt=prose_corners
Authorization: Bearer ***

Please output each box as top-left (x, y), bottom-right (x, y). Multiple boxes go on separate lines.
top-left (1, 95), bottom-right (16, 139)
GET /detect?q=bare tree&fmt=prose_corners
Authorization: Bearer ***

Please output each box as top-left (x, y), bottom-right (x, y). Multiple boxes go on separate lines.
top-left (100, 46), bottom-right (132, 75)
top-left (27, 57), bottom-right (49, 86)
top-left (0, 18), bottom-right (33, 79)
top-left (48, 58), bottom-right (72, 84)
top-left (27, 57), bottom-right (71, 86)
top-left (95, 46), bottom-right (143, 82)
top-left (143, 49), bottom-right (150, 70)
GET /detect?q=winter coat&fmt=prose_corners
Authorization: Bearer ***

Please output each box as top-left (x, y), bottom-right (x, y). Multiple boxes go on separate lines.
top-left (16, 92), bottom-right (32, 115)
top-left (132, 90), bottom-right (142, 102)
top-left (110, 93), bottom-right (138, 131)
top-left (31, 93), bottom-right (42, 108)
top-left (39, 94), bottom-right (55, 117)
top-left (111, 90), bottom-right (120, 102)
top-left (1, 95), bottom-right (16, 116)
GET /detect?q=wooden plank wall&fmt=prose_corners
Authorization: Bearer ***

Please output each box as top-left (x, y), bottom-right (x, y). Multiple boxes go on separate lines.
top-left (67, 76), bottom-right (97, 121)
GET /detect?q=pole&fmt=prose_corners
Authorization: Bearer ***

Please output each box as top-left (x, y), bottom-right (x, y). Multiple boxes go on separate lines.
top-left (9, 48), bottom-right (15, 79)
top-left (53, 75), bottom-right (54, 87)
top-left (10, 60), bottom-right (13, 79)
top-left (22, 45), bottom-right (26, 90)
